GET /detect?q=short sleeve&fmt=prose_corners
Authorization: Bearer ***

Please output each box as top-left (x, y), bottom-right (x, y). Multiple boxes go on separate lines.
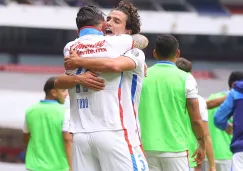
top-left (123, 48), bottom-right (145, 74)
top-left (63, 42), bottom-right (77, 75)
top-left (106, 34), bottom-right (133, 55)
top-left (63, 43), bottom-right (70, 57)
top-left (198, 96), bottom-right (208, 122)
top-left (64, 95), bottom-right (70, 110)
top-left (62, 109), bottom-right (70, 132)
top-left (23, 118), bottom-right (29, 133)
top-left (186, 74), bottom-right (198, 98)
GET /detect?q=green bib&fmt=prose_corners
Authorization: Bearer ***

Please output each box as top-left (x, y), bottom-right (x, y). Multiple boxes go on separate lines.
top-left (25, 101), bottom-right (69, 171)
top-left (139, 63), bottom-right (190, 152)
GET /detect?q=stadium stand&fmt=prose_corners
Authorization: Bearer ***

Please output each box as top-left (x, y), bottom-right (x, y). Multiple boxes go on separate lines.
top-left (1, 0), bottom-right (243, 14)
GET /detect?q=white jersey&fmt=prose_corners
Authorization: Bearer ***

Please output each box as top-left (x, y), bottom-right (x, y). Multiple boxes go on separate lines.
top-left (120, 49), bottom-right (145, 147)
top-left (64, 34), bottom-right (138, 133)
top-left (198, 95), bottom-right (208, 122)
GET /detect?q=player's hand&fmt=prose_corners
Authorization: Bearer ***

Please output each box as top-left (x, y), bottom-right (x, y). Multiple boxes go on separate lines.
top-left (194, 165), bottom-right (201, 171)
top-left (225, 122), bottom-right (233, 135)
top-left (192, 140), bottom-right (206, 165)
top-left (64, 50), bottom-right (80, 70)
top-left (208, 167), bottom-right (216, 171)
top-left (77, 71), bottom-right (105, 91)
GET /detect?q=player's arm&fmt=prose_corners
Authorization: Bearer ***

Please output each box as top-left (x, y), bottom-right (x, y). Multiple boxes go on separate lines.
top-left (62, 110), bottom-right (72, 171)
top-left (186, 75), bottom-right (206, 164)
top-left (54, 72), bottom-right (105, 91)
top-left (206, 95), bottom-right (226, 109)
top-left (214, 90), bottom-right (234, 131)
top-left (63, 132), bottom-right (72, 170)
top-left (106, 34), bottom-right (148, 55)
top-left (23, 118), bottom-right (30, 146)
top-left (54, 74), bottom-right (81, 89)
top-left (199, 103), bottom-right (215, 171)
top-left (56, 43), bottom-right (83, 89)
top-left (131, 34), bottom-right (149, 49)
top-left (65, 49), bottom-right (144, 72)
top-left (187, 99), bottom-right (205, 149)
top-left (203, 121), bottom-right (216, 171)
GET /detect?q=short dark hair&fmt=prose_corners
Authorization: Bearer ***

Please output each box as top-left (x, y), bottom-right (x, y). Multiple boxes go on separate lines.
top-left (76, 5), bottom-right (104, 30)
top-left (155, 34), bottom-right (179, 59)
top-left (176, 57), bottom-right (192, 73)
top-left (228, 71), bottom-right (243, 88)
top-left (44, 77), bottom-right (56, 95)
top-left (115, 1), bottom-right (141, 34)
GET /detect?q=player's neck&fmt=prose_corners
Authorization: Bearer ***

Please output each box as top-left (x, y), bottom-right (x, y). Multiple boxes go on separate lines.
top-left (45, 96), bottom-right (56, 101)
top-left (158, 58), bottom-right (176, 64)
top-left (79, 26), bottom-right (103, 37)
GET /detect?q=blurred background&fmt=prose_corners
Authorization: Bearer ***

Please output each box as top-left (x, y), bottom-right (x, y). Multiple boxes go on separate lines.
top-left (0, 0), bottom-right (243, 170)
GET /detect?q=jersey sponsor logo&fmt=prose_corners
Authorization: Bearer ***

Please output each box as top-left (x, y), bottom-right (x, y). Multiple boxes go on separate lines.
top-left (70, 40), bottom-right (107, 56)
top-left (70, 40), bottom-right (105, 49)
top-left (77, 97), bottom-right (89, 109)
top-left (76, 48), bottom-right (107, 56)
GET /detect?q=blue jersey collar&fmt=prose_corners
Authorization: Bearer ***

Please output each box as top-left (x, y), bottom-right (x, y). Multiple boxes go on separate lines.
top-left (40, 100), bottom-right (58, 104)
top-left (79, 26), bottom-right (103, 37)
top-left (156, 61), bottom-right (176, 66)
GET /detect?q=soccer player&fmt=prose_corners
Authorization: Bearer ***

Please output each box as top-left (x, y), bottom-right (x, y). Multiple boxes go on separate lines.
top-left (204, 72), bottom-right (243, 171)
top-left (55, 4), bottom-right (148, 171)
top-left (23, 77), bottom-right (72, 171)
top-left (138, 35), bottom-right (205, 171)
top-left (214, 72), bottom-right (243, 171)
top-left (176, 57), bottom-right (216, 171)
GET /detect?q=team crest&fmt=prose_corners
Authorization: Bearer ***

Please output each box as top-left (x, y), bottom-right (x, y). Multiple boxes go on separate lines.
top-left (131, 49), bottom-right (139, 57)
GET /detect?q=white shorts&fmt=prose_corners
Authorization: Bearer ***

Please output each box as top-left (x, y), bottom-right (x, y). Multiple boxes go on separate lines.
top-left (204, 160), bottom-right (231, 171)
top-left (146, 156), bottom-right (189, 171)
top-left (72, 130), bottom-right (148, 171)
top-left (232, 152), bottom-right (243, 171)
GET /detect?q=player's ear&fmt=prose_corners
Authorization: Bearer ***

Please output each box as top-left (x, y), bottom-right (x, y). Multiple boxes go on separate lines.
top-left (50, 89), bottom-right (57, 98)
top-left (176, 49), bottom-right (180, 59)
top-left (153, 49), bottom-right (159, 60)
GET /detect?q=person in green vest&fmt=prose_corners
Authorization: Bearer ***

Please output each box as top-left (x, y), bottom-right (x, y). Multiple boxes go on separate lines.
top-left (23, 77), bottom-right (72, 171)
top-left (204, 71), bottom-right (243, 171)
top-left (176, 58), bottom-right (216, 171)
top-left (139, 34), bottom-right (206, 171)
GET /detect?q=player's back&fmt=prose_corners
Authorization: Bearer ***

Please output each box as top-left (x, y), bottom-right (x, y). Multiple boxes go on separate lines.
top-left (25, 101), bottom-right (69, 171)
top-left (139, 62), bottom-right (190, 152)
top-left (64, 34), bottom-right (134, 133)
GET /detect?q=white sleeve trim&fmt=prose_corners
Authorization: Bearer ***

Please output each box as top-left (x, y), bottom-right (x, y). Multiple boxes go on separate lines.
top-left (62, 109), bottom-right (70, 132)
top-left (23, 119), bottom-right (29, 133)
top-left (198, 95), bottom-right (209, 122)
top-left (123, 49), bottom-right (140, 68)
top-left (186, 74), bottom-right (198, 99)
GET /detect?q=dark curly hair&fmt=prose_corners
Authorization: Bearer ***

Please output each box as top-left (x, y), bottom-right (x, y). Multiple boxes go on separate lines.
top-left (115, 1), bottom-right (141, 34)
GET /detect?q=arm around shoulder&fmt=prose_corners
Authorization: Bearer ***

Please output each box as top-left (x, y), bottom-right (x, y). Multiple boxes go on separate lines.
top-left (214, 90), bottom-right (234, 130)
